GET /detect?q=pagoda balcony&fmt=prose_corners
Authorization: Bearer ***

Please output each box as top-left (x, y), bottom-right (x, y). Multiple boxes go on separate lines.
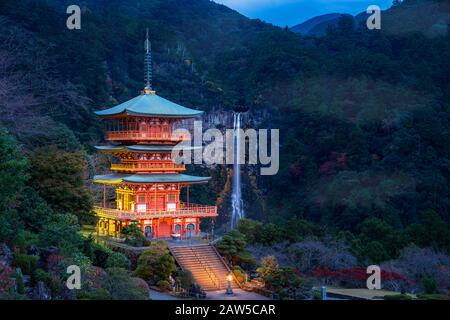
top-left (105, 130), bottom-right (190, 142)
top-left (94, 202), bottom-right (217, 220)
top-left (110, 161), bottom-right (185, 173)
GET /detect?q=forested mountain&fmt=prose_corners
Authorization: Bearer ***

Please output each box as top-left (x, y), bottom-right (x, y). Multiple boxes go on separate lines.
top-left (290, 13), bottom-right (351, 35)
top-left (1, 0), bottom-right (450, 299)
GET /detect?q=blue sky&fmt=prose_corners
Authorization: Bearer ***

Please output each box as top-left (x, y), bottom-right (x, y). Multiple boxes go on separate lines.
top-left (214, 0), bottom-right (393, 27)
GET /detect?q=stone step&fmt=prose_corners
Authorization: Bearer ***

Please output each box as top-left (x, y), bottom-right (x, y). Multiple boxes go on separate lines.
top-left (169, 244), bottom-right (238, 292)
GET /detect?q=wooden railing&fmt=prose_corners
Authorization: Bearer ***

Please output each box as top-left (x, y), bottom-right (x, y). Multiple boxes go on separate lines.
top-left (94, 203), bottom-right (217, 220)
top-left (110, 162), bottom-right (185, 172)
top-left (105, 130), bottom-right (189, 142)
top-left (210, 244), bottom-right (243, 289)
top-left (189, 247), bottom-right (221, 290)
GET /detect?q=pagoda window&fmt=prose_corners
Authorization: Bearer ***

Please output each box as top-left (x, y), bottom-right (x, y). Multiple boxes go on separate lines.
top-left (137, 203), bottom-right (147, 212)
top-left (150, 125), bottom-right (161, 137)
top-left (138, 195), bottom-right (145, 203)
top-left (149, 194), bottom-right (165, 210)
top-left (144, 226), bottom-right (152, 239)
top-left (162, 125), bottom-right (170, 138)
top-left (140, 122), bottom-right (148, 134)
top-left (186, 224), bottom-right (196, 238)
top-left (167, 193), bottom-right (177, 211)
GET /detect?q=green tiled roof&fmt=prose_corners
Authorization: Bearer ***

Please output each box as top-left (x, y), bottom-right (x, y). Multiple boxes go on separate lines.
top-left (94, 93), bottom-right (203, 118)
top-left (95, 145), bottom-right (201, 153)
top-left (94, 173), bottom-right (210, 185)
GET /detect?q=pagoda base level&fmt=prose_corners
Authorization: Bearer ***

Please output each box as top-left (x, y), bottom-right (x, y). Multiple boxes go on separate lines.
top-left (96, 217), bottom-right (202, 240)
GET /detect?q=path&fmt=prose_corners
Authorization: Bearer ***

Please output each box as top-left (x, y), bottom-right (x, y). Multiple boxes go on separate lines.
top-left (206, 289), bottom-right (270, 300)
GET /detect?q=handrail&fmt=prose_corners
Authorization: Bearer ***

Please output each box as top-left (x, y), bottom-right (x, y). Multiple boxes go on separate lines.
top-left (189, 247), bottom-right (220, 290)
top-left (106, 130), bottom-right (189, 142)
top-left (94, 205), bottom-right (218, 219)
top-left (111, 162), bottom-right (185, 172)
top-left (210, 244), bottom-right (243, 289)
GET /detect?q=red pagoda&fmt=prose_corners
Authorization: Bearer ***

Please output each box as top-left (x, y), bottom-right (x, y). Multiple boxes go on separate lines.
top-left (93, 32), bottom-right (217, 239)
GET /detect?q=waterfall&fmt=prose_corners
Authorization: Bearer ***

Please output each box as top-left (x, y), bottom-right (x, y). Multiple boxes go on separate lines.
top-left (231, 113), bottom-right (244, 229)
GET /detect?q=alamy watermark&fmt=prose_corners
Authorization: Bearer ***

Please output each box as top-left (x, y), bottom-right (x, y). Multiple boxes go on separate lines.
top-left (66, 5), bottom-right (81, 30)
top-left (366, 5), bottom-right (381, 30)
top-left (171, 121), bottom-right (279, 176)
top-left (367, 265), bottom-right (381, 290)
top-left (66, 265), bottom-right (81, 290)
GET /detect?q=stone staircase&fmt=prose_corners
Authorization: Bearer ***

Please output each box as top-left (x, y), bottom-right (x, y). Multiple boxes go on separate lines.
top-left (169, 244), bottom-right (238, 291)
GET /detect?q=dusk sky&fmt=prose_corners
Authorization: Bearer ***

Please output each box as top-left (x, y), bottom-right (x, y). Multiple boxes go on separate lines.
top-left (215, 0), bottom-right (393, 27)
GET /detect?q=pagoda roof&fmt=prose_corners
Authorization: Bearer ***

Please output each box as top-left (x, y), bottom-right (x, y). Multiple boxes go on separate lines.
top-left (94, 93), bottom-right (203, 118)
top-left (95, 144), bottom-right (201, 153)
top-left (94, 173), bottom-right (210, 185)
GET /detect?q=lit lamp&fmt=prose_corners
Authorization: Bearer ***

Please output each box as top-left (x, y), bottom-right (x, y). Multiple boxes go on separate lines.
top-left (226, 274), bottom-right (234, 295)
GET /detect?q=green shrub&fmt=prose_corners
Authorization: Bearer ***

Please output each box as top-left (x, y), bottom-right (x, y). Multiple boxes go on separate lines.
top-left (77, 288), bottom-right (112, 300)
top-left (106, 252), bottom-right (130, 269)
top-left (232, 266), bottom-right (246, 283)
top-left (133, 242), bottom-right (175, 284)
top-left (102, 268), bottom-right (147, 300)
top-left (13, 254), bottom-right (39, 275)
top-left (384, 294), bottom-right (413, 300)
top-left (176, 270), bottom-right (195, 290)
top-left (416, 293), bottom-right (450, 300)
top-left (131, 277), bottom-right (150, 297)
top-left (422, 277), bottom-right (438, 294)
top-left (157, 280), bottom-right (171, 291)
top-left (35, 268), bottom-right (52, 284)
top-left (92, 245), bottom-right (112, 268)
top-left (34, 268), bottom-right (60, 296)
top-left (313, 291), bottom-right (322, 300)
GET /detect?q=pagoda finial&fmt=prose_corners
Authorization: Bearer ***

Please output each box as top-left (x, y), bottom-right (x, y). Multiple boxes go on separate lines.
top-left (143, 28), bottom-right (155, 95)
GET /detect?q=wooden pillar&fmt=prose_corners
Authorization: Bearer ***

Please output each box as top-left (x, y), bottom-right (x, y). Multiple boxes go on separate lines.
top-left (114, 220), bottom-right (118, 238)
top-left (196, 218), bottom-right (200, 237)
top-left (186, 185), bottom-right (190, 206)
top-left (154, 184), bottom-right (157, 210)
top-left (181, 218), bottom-right (185, 240)
top-left (107, 219), bottom-right (110, 236)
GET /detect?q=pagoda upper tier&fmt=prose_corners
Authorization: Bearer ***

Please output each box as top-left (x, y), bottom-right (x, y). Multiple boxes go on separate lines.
top-left (95, 91), bottom-right (203, 118)
top-left (95, 91), bottom-right (202, 143)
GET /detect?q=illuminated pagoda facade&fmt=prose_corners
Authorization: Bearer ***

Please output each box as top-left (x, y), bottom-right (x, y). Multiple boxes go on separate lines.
top-left (93, 32), bottom-right (217, 239)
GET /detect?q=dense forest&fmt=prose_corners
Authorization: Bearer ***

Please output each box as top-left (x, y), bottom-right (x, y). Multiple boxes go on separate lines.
top-left (1, 0), bottom-right (450, 299)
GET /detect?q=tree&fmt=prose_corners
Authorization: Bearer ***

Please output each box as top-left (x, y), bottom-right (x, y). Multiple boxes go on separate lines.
top-left (237, 219), bottom-right (261, 244)
top-left (38, 214), bottom-right (84, 256)
top-left (176, 270), bottom-right (195, 290)
top-left (0, 129), bottom-right (28, 243)
top-left (102, 268), bottom-right (148, 300)
top-left (106, 252), bottom-right (130, 269)
top-left (29, 146), bottom-right (94, 224)
top-left (257, 256), bottom-right (279, 278)
top-left (121, 221), bottom-right (149, 247)
top-left (133, 241), bottom-right (175, 284)
top-left (364, 241), bottom-right (390, 264)
top-left (18, 187), bottom-right (53, 232)
top-left (406, 210), bottom-right (450, 251)
top-left (216, 230), bottom-right (247, 264)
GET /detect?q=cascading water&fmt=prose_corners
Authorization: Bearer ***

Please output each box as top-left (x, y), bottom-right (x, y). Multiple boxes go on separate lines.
top-left (231, 112), bottom-right (244, 229)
